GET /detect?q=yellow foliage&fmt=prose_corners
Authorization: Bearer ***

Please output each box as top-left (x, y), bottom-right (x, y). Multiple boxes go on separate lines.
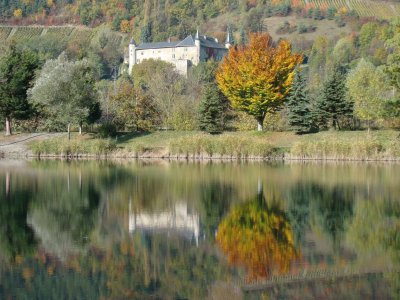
top-left (216, 195), bottom-right (300, 281)
top-left (120, 20), bottom-right (131, 33)
top-left (216, 33), bottom-right (302, 126)
top-left (47, 0), bottom-right (54, 7)
top-left (13, 8), bottom-right (23, 18)
top-left (338, 6), bottom-right (348, 15)
top-left (22, 267), bottom-right (34, 281)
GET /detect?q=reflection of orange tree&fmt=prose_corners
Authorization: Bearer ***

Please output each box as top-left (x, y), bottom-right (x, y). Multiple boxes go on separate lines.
top-left (216, 194), bottom-right (300, 281)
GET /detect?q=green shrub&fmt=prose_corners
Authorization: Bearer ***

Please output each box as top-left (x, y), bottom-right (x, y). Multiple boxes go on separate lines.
top-left (96, 123), bottom-right (117, 138)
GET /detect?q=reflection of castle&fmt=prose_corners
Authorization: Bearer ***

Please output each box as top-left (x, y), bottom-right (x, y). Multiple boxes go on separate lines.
top-left (129, 202), bottom-right (200, 245)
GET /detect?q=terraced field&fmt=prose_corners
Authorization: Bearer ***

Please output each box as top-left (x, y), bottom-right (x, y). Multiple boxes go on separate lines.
top-left (0, 26), bottom-right (93, 44)
top-left (302, 0), bottom-right (400, 19)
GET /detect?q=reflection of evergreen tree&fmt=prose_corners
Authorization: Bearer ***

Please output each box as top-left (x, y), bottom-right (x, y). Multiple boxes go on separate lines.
top-left (286, 183), bottom-right (311, 245)
top-left (0, 183), bottom-right (36, 261)
top-left (200, 181), bottom-right (233, 240)
top-left (311, 184), bottom-right (354, 251)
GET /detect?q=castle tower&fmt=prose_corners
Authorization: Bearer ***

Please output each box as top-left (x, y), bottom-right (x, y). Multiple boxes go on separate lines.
top-left (195, 29), bottom-right (201, 64)
top-left (128, 38), bottom-right (137, 74)
top-left (225, 27), bottom-right (233, 49)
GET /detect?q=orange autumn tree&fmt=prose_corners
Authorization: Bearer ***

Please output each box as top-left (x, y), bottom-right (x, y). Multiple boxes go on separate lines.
top-left (216, 33), bottom-right (302, 131)
top-left (216, 194), bottom-right (299, 281)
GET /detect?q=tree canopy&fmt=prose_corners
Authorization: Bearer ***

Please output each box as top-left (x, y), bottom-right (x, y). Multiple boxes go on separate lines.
top-left (0, 44), bottom-right (40, 135)
top-left (216, 33), bottom-right (302, 131)
top-left (29, 54), bottom-right (100, 136)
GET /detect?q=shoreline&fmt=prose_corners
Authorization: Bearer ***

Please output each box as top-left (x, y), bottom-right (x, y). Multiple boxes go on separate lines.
top-left (1, 151), bottom-right (399, 162)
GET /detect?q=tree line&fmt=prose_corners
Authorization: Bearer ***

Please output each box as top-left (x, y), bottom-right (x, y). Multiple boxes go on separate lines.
top-left (0, 18), bottom-right (399, 136)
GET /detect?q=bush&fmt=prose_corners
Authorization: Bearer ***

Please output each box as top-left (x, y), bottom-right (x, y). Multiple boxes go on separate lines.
top-left (96, 123), bottom-right (117, 138)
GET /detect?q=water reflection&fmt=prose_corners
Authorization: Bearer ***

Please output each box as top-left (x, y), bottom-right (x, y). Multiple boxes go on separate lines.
top-left (129, 202), bottom-right (200, 245)
top-left (0, 160), bottom-right (399, 299)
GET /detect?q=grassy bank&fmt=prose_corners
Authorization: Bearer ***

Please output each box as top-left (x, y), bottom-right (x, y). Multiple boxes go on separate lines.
top-left (29, 136), bottom-right (116, 157)
top-left (24, 130), bottom-right (400, 160)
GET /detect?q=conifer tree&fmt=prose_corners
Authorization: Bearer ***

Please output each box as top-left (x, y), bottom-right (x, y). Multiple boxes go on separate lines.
top-left (140, 23), bottom-right (152, 43)
top-left (316, 66), bottom-right (353, 130)
top-left (198, 83), bottom-right (226, 134)
top-left (287, 70), bottom-right (316, 134)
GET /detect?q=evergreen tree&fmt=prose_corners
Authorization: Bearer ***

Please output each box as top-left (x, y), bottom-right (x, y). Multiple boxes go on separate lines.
top-left (0, 44), bottom-right (40, 135)
top-left (198, 83), bottom-right (226, 134)
top-left (140, 23), bottom-right (152, 43)
top-left (287, 70), bottom-right (316, 134)
top-left (239, 27), bottom-right (248, 45)
top-left (316, 66), bottom-right (353, 130)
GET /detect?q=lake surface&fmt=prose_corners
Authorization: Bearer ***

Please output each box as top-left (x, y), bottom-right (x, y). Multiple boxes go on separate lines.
top-left (0, 160), bottom-right (399, 299)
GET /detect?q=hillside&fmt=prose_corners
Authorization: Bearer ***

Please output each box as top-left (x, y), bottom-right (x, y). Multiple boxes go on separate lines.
top-left (0, 0), bottom-right (399, 41)
top-left (300, 0), bottom-right (400, 19)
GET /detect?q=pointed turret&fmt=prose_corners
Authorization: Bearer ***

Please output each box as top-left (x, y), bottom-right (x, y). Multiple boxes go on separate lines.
top-left (225, 27), bottom-right (233, 49)
top-left (128, 38), bottom-right (137, 74)
top-left (130, 38), bottom-right (137, 46)
top-left (195, 28), bottom-right (200, 40)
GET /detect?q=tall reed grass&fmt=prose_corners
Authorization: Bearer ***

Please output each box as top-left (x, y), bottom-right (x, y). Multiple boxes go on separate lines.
top-left (168, 134), bottom-right (278, 159)
top-left (30, 138), bottom-right (116, 156)
top-left (290, 138), bottom-right (400, 160)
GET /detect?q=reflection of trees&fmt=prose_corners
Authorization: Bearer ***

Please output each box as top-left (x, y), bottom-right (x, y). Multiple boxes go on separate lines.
top-left (0, 186), bottom-right (36, 262)
top-left (286, 183), bottom-right (311, 245)
top-left (200, 181), bottom-right (233, 240)
top-left (216, 193), bottom-right (299, 281)
top-left (310, 184), bottom-right (354, 252)
top-left (347, 199), bottom-right (400, 298)
top-left (28, 182), bottom-right (100, 260)
top-left (0, 233), bottom-right (231, 300)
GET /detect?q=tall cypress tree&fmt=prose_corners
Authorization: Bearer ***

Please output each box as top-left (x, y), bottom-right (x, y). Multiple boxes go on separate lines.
top-left (198, 83), bottom-right (226, 134)
top-left (316, 66), bottom-right (353, 130)
top-left (287, 70), bottom-right (316, 134)
top-left (140, 23), bottom-right (152, 43)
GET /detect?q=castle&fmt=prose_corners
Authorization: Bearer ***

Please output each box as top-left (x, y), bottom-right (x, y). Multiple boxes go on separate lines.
top-left (128, 30), bottom-right (232, 75)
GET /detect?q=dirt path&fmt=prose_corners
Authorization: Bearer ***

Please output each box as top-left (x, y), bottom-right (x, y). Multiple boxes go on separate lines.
top-left (0, 133), bottom-right (65, 157)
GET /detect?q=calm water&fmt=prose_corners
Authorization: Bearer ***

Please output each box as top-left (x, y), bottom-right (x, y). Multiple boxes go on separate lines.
top-left (0, 160), bottom-right (400, 299)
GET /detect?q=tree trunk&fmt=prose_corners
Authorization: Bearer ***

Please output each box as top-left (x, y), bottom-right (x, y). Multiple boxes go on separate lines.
top-left (5, 172), bottom-right (10, 197)
top-left (79, 122), bottom-right (82, 135)
top-left (5, 117), bottom-right (12, 136)
top-left (257, 116), bottom-right (264, 131)
top-left (67, 123), bottom-right (71, 140)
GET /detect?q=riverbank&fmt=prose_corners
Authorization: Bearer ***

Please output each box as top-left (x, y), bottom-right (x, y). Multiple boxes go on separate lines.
top-left (1, 130), bottom-right (396, 161)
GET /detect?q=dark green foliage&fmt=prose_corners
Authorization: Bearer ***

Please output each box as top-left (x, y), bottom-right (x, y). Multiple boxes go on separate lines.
top-left (313, 7), bottom-right (324, 20)
top-left (327, 7), bottom-right (337, 20)
top-left (198, 83), bottom-right (226, 134)
top-left (97, 122), bottom-right (117, 138)
top-left (316, 66), bottom-right (354, 130)
top-left (239, 27), bottom-right (248, 45)
top-left (140, 23), bottom-right (152, 43)
top-left (0, 44), bottom-right (40, 134)
top-left (287, 70), bottom-right (317, 134)
top-left (0, 186), bottom-right (37, 262)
